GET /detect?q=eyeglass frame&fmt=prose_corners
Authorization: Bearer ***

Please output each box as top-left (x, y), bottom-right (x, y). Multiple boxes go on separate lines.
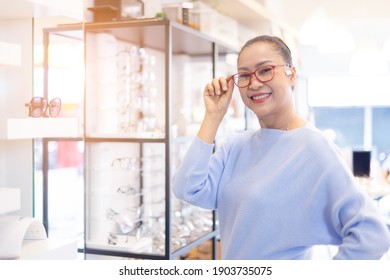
top-left (111, 156), bottom-right (139, 171)
top-left (24, 97), bottom-right (62, 118)
top-left (231, 64), bottom-right (292, 88)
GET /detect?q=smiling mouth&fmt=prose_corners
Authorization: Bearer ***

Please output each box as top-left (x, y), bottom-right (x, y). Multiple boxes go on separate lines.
top-left (251, 93), bottom-right (271, 101)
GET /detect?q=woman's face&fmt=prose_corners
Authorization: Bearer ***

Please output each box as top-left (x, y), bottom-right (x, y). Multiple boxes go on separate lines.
top-left (237, 42), bottom-right (296, 122)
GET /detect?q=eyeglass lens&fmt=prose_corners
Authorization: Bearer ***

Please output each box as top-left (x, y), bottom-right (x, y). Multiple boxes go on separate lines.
top-left (49, 98), bottom-right (61, 117)
top-left (30, 97), bottom-right (48, 117)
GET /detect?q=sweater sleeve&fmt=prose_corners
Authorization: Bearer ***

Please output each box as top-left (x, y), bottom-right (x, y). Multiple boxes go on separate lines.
top-left (171, 136), bottom-right (226, 210)
top-left (327, 163), bottom-right (390, 259)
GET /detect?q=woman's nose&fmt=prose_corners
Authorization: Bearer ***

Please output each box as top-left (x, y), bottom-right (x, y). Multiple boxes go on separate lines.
top-left (248, 73), bottom-right (265, 88)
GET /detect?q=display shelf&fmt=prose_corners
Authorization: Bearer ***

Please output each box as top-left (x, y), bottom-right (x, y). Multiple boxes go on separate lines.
top-left (170, 230), bottom-right (217, 259)
top-left (83, 18), bottom-right (227, 260)
top-left (84, 230), bottom-right (218, 260)
top-left (84, 19), bottom-right (238, 56)
top-left (43, 18), bottom-right (242, 260)
top-left (19, 238), bottom-right (78, 260)
top-left (0, 117), bottom-right (79, 139)
top-left (0, 188), bottom-right (20, 214)
top-left (86, 132), bottom-right (165, 141)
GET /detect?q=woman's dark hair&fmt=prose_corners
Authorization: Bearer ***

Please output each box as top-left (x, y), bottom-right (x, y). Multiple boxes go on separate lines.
top-left (238, 35), bottom-right (292, 65)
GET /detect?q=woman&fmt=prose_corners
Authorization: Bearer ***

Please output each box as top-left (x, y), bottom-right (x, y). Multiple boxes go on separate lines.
top-left (172, 35), bottom-right (390, 259)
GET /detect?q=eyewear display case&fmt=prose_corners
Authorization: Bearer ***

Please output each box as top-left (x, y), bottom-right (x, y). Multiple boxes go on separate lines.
top-left (45, 18), bottom-right (244, 259)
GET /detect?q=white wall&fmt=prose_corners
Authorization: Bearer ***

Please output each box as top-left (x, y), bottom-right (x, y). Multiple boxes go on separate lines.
top-left (0, 18), bottom-right (34, 216)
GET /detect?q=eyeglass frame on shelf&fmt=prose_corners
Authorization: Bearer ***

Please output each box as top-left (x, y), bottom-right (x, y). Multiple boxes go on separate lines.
top-left (231, 64), bottom-right (292, 88)
top-left (24, 97), bottom-right (62, 118)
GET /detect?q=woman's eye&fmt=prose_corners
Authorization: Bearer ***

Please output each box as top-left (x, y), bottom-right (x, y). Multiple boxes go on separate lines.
top-left (238, 73), bottom-right (250, 79)
top-left (258, 67), bottom-right (273, 75)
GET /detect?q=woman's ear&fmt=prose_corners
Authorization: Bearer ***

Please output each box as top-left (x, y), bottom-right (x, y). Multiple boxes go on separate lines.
top-left (289, 66), bottom-right (297, 89)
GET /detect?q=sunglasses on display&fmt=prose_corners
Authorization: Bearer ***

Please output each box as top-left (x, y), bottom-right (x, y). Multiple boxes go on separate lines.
top-left (25, 97), bottom-right (62, 118)
top-left (232, 64), bottom-right (291, 88)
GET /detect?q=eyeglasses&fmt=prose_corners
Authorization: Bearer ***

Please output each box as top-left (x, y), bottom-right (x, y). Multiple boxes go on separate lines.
top-left (111, 156), bottom-right (139, 171)
top-left (25, 97), bottom-right (61, 118)
top-left (232, 64), bottom-right (291, 88)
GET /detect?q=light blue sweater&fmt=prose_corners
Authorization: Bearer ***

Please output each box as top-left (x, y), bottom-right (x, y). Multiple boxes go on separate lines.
top-left (172, 124), bottom-right (390, 259)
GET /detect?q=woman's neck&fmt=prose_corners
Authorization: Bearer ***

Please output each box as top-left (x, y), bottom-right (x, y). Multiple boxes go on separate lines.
top-left (259, 113), bottom-right (306, 131)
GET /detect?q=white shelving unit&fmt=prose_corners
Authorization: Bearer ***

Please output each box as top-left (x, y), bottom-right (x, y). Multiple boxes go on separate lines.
top-left (0, 117), bottom-right (79, 139)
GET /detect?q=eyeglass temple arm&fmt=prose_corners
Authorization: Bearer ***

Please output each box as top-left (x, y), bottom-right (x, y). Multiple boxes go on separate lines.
top-left (226, 75), bottom-right (234, 83)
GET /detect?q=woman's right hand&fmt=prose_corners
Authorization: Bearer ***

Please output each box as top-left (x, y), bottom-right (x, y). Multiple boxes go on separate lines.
top-left (203, 76), bottom-right (235, 120)
top-left (197, 76), bottom-right (235, 144)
